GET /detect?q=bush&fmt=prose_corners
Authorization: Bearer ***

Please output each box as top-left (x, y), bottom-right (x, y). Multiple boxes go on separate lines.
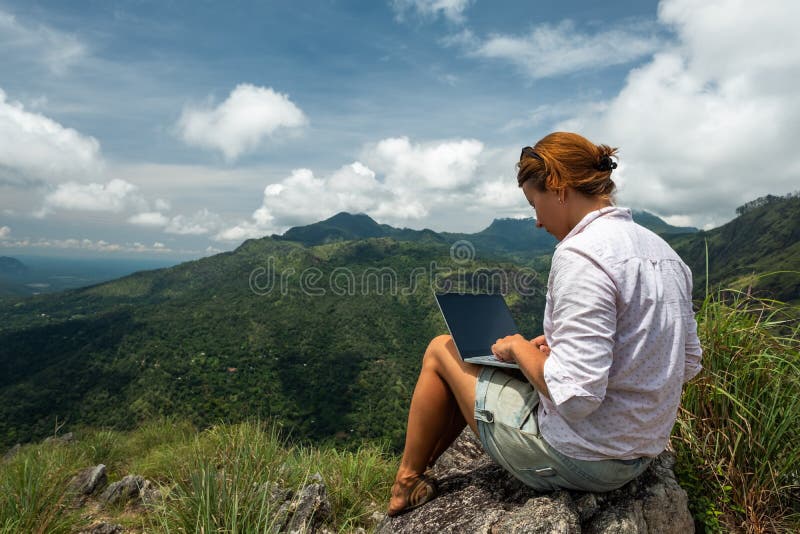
top-left (673, 290), bottom-right (800, 533)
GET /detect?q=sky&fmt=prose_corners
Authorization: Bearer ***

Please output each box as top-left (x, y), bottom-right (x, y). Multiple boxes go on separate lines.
top-left (0, 0), bottom-right (798, 260)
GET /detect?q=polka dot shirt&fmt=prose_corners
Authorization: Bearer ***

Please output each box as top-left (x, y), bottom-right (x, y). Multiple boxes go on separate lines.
top-left (538, 207), bottom-right (703, 460)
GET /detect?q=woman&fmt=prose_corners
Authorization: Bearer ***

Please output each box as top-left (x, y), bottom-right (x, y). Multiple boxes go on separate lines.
top-left (387, 131), bottom-right (703, 516)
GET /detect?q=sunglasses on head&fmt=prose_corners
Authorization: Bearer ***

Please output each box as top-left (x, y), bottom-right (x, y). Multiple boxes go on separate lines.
top-left (520, 146), bottom-right (543, 162)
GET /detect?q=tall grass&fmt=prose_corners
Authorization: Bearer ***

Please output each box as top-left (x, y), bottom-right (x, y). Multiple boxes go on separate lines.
top-left (146, 420), bottom-right (395, 533)
top-left (0, 418), bottom-right (395, 532)
top-left (0, 443), bottom-right (84, 534)
top-left (673, 289), bottom-right (800, 533)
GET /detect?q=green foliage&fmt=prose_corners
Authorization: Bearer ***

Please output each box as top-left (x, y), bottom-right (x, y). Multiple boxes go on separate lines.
top-left (669, 194), bottom-right (800, 302)
top-left (673, 290), bottom-right (800, 533)
top-left (0, 237), bottom-right (546, 451)
top-left (0, 443), bottom-right (84, 533)
top-left (0, 418), bottom-right (396, 532)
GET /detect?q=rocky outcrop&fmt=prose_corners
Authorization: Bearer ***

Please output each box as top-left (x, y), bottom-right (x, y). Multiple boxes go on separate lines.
top-left (99, 474), bottom-right (159, 508)
top-left (377, 430), bottom-right (695, 534)
top-left (271, 473), bottom-right (333, 534)
top-left (76, 522), bottom-right (124, 534)
top-left (68, 464), bottom-right (108, 506)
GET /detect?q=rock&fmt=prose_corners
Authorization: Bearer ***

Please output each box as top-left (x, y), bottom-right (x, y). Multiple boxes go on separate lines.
top-left (378, 430), bottom-right (695, 534)
top-left (3, 443), bottom-right (21, 462)
top-left (69, 465), bottom-right (108, 497)
top-left (271, 473), bottom-right (332, 534)
top-left (139, 478), bottom-right (162, 506)
top-left (99, 474), bottom-right (147, 508)
top-left (76, 522), bottom-right (124, 534)
top-left (43, 432), bottom-right (75, 444)
top-left (492, 492), bottom-right (581, 533)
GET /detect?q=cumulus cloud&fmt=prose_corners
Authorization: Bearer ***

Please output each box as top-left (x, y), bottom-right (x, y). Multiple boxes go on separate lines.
top-left (363, 136), bottom-right (484, 190)
top-left (37, 178), bottom-right (144, 216)
top-left (0, 236), bottom-right (173, 254)
top-left (463, 19), bottom-right (662, 79)
top-left (176, 84), bottom-right (307, 160)
top-left (0, 225), bottom-right (10, 239)
top-left (391, 0), bottom-right (473, 23)
top-left (0, 10), bottom-right (87, 74)
top-left (215, 161), bottom-right (429, 242)
top-left (127, 208), bottom-right (223, 235)
top-left (128, 211), bottom-right (170, 227)
top-left (0, 88), bottom-right (102, 186)
top-left (556, 0), bottom-right (800, 228)
top-left (164, 209), bottom-right (223, 235)
top-left (213, 136), bottom-right (507, 242)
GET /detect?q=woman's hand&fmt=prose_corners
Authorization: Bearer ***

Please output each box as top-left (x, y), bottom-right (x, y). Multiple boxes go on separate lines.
top-left (530, 334), bottom-right (551, 356)
top-left (491, 334), bottom-right (529, 363)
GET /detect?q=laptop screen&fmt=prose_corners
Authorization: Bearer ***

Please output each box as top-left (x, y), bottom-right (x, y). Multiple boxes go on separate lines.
top-left (434, 293), bottom-right (519, 359)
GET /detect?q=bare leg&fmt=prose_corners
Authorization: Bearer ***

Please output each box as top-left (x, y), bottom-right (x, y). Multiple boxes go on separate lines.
top-left (427, 402), bottom-right (466, 469)
top-left (388, 335), bottom-right (480, 514)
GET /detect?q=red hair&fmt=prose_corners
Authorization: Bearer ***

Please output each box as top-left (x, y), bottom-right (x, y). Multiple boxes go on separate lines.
top-left (517, 132), bottom-right (618, 200)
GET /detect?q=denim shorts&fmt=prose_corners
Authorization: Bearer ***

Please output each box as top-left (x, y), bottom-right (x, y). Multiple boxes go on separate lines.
top-left (474, 366), bottom-right (652, 492)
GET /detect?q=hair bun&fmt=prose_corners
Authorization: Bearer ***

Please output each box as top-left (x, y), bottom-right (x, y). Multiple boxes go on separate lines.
top-left (597, 154), bottom-right (618, 172)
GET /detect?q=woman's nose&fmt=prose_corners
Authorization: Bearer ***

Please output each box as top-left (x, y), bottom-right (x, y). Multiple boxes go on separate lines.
top-left (535, 220), bottom-right (544, 228)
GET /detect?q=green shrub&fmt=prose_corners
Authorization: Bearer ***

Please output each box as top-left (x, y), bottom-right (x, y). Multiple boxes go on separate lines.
top-left (673, 290), bottom-right (800, 533)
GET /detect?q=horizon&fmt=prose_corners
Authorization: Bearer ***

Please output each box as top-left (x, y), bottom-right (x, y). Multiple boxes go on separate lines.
top-left (1, 0), bottom-right (799, 261)
top-left (0, 204), bottom-right (703, 262)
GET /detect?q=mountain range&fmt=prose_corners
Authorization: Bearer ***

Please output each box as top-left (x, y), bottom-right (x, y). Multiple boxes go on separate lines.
top-left (0, 194), bottom-right (797, 450)
top-left (274, 208), bottom-right (697, 260)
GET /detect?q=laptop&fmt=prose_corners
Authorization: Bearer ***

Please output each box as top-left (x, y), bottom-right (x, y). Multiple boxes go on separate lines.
top-left (434, 292), bottom-right (520, 369)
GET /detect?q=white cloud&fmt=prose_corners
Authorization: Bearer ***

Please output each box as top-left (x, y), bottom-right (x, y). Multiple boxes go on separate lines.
top-left (0, 225), bottom-right (10, 239)
top-left (176, 84), bottom-right (307, 161)
top-left (215, 160), bottom-right (429, 242)
top-left (0, 236), bottom-right (172, 254)
top-left (557, 0), bottom-right (800, 228)
top-left (474, 178), bottom-right (524, 209)
top-left (469, 19), bottom-right (662, 79)
top-left (38, 178), bottom-right (141, 216)
top-left (0, 88), bottom-right (102, 185)
top-left (0, 10), bottom-right (87, 74)
top-left (128, 211), bottom-right (170, 227)
top-left (164, 208), bottom-right (223, 235)
top-left (213, 136), bottom-right (518, 242)
top-left (363, 136), bottom-right (484, 190)
top-left (391, 0), bottom-right (472, 23)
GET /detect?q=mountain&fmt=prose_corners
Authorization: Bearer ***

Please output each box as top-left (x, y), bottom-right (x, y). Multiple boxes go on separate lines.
top-left (1, 195), bottom-right (795, 452)
top-left (0, 256), bottom-right (29, 276)
top-left (667, 193), bottom-right (800, 303)
top-left (0, 237), bottom-right (545, 450)
top-left (275, 209), bottom-right (697, 261)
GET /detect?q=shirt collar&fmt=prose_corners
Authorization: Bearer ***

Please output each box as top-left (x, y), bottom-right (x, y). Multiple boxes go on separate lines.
top-left (556, 206), bottom-right (632, 247)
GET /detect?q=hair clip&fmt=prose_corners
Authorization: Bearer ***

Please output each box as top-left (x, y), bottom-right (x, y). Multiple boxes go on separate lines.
top-left (598, 155), bottom-right (618, 172)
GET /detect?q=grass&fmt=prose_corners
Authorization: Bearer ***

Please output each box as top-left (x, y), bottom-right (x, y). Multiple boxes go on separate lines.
top-left (673, 289), bottom-right (800, 533)
top-left (0, 418), bottom-right (395, 533)
top-left (1, 290), bottom-right (798, 532)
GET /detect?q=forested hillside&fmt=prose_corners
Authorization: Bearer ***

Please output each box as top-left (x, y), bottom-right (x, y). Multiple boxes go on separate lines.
top-left (0, 237), bottom-right (544, 450)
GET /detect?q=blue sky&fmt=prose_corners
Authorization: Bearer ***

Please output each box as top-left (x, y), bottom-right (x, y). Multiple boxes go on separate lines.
top-left (1, 0), bottom-right (798, 259)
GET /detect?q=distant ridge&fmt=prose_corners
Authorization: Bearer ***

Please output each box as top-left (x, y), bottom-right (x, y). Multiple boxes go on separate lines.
top-left (274, 209), bottom-right (697, 259)
top-left (667, 193), bottom-right (800, 302)
top-left (0, 256), bottom-right (29, 276)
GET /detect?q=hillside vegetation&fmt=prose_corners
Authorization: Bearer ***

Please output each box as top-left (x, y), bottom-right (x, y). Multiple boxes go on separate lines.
top-left (0, 237), bottom-right (545, 451)
top-left (1, 290), bottom-right (797, 533)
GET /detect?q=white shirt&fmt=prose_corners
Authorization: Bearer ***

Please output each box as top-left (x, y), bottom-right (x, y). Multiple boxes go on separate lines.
top-left (539, 206), bottom-right (702, 460)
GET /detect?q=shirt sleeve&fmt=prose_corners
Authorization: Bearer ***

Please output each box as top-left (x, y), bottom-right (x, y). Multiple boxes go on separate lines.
top-left (543, 247), bottom-right (617, 422)
top-left (684, 312), bottom-right (703, 382)
top-left (680, 263), bottom-right (703, 383)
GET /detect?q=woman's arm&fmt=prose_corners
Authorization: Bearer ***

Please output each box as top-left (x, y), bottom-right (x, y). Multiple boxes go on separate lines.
top-left (491, 334), bottom-right (552, 400)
